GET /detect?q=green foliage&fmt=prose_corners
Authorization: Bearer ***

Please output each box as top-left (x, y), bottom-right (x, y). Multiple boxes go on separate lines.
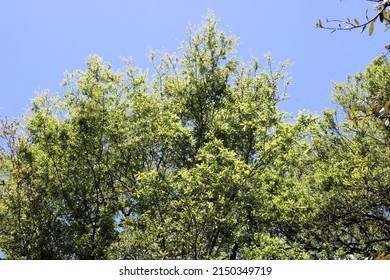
top-left (333, 56), bottom-right (390, 131)
top-left (288, 58), bottom-right (390, 259)
top-left (0, 12), bottom-right (389, 260)
top-left (240, 233), bottom-right (311, 260)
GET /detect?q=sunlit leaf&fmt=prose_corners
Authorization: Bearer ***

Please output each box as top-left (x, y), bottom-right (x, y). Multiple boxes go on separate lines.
top-left (368, 20), bottom-right (375, 36)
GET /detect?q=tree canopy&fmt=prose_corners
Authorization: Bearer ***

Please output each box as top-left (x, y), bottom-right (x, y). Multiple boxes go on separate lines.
top-left (0, 13), bottom-right (389, 260)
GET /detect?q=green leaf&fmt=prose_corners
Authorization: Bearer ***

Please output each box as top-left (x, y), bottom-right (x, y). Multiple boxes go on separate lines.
top-left (384, 101), bottom-right (389, 115)
top-left (349, 105), bottom-right (357, 119)
top-left (368, 20), bottom-right (375, 36)
top-left (354, 18), bottom-right (360, 26)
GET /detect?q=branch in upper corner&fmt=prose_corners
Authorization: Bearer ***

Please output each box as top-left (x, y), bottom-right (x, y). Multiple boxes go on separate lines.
top-left (316, 0), bottom-right (390, 36)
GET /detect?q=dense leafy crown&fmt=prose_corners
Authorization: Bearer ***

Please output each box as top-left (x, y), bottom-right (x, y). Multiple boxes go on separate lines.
top-left (0, 13), bottom-right (389, 260)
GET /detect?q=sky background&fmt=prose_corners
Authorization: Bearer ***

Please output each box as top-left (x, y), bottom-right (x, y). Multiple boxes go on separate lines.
top-left (0, 0), bottom-right (389, 120)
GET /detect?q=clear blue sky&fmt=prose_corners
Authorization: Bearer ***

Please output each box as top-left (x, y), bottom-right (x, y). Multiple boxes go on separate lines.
top-left (0, 0), bottom-right (388, 118)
